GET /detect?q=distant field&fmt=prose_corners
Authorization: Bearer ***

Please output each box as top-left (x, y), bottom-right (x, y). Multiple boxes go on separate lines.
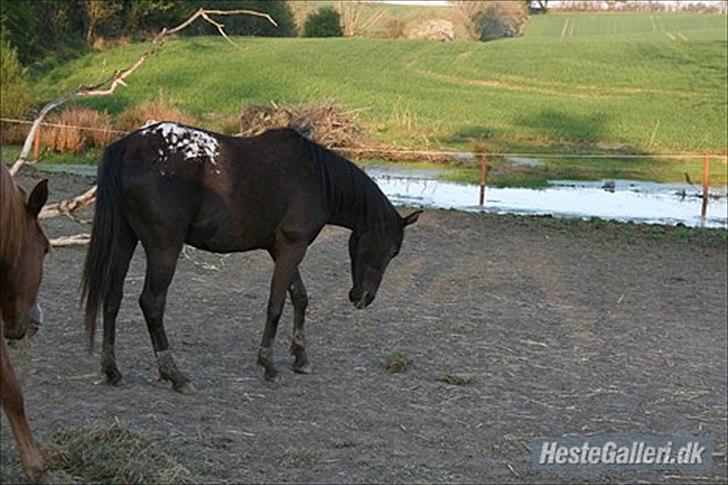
top-left (28, 12), bottom-right (728, 184)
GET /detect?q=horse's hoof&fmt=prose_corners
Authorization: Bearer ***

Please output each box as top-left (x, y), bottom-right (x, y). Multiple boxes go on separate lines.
top-left (104, 369), bottom-right (123, 386)
top-left (24, 470), bottom-right (49, 485)
top-left (291, 363), bottom-right (312, 375)
top-left (34, 471), bottom-right (49, 485)
top-left (264, 368), bottom-right (281, 383)
top-left (159, 370), bottom-right (193, 393)
top-left (173, 380), bottom-right (195, 394)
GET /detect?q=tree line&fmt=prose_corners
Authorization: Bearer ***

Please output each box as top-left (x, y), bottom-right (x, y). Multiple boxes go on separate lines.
top-left (0, 0), bottom-right (296, 65)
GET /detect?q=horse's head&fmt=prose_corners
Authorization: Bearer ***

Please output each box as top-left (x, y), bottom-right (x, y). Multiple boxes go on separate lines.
top-left (348, 209), bottom-right (422, 309)
top-left (1, 178), bottom-right (49, 340)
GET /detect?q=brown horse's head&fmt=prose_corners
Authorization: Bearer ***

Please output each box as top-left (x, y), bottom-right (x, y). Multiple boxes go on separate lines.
top-left (0, 165), bottom-right (49, 339)
top-left (348, 209), bottom-right (422, 309)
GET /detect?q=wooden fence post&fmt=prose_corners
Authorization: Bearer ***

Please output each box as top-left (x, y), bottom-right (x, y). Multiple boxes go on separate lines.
top-left (701, 155), bottom-right (710, 218)
top-left (479, 155), bottom-right (487, 206)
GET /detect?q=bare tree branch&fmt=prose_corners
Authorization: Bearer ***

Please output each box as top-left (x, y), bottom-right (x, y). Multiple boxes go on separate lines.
top-left (50, 234), bottom-right (91, 247)
top-left (39, 185), bottom-right (97, 220)
top-left (10, 7), bottom-right (277, 176)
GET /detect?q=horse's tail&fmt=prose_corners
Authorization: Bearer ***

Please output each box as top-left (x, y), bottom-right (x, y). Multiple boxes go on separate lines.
top-left (80, 142), bottom-right (124, 352)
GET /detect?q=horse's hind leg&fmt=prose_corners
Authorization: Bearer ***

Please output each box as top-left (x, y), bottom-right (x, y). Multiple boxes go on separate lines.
top-left (101, 227), bottom-right (137, 385)
top-left (139, 243), bottom-right (191, 392)
top-left (288, 269), bottom-right (311, 374)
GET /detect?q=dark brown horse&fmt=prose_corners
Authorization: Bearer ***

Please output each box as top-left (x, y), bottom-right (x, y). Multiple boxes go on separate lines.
top-left (82, 122), bottom-right (421, 391)
top-left (0, 163), bottom-right (49, 482)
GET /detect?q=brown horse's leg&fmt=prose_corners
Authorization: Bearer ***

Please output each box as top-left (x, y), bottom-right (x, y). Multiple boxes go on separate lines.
top-left (258, 244), bottom-right (307, 382)
top-left (0, 338), bottom-right (48, 483)
top-left (139, 244), bottom-right (191, 392)
top-left (101, 230), bottom-right (138, 386)
top-left (288, 269), bottom-right (311, 374)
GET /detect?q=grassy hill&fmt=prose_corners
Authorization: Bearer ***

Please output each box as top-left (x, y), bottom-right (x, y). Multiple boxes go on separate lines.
top-left (28, 11), bottom-right (728, 184)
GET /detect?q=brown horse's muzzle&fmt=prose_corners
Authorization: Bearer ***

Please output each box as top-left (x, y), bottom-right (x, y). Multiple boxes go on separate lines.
top-left (4, 302), bottom-right (43, 340)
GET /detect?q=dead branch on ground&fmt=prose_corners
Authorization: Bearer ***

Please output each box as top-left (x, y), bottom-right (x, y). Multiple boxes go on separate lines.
top-left (49, 234), bottom-right (92, 247)
top-left (39, 185), bottom-right (97, 221)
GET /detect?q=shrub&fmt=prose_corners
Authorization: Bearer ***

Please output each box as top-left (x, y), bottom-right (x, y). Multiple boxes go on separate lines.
top-left (452, 0), bottom-right (528, 41)
top-left (475, 1), bottom-right (528, 41)
top-left (303, 7), bottom-right (343, 38)
top-left (378, 18), bottom-right (406, 39)
top-left (43, 106), bottom-right (114, 154)
top-left (0, 39), bottom-right (33, 144)
top-left (118, 96), bottom-right (197, 132)
top-left (406, 19), bottom-right (456, 42)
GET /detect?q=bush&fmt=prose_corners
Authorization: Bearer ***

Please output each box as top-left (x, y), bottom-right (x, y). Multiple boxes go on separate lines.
top-left (378, 18), bottom-right (406, 39)
top-left (43, 107), bottom-right (114, 154)
top-left (118, 96), bottom-right (197, 132)
top-left (406, 19), bottom-right (456, 41)
top-left (303, 7), bottom-right (343, 38)
top-left (0, 39), bottom-right (33, 144)
top-left (475, 1), bottom-right (528, 41)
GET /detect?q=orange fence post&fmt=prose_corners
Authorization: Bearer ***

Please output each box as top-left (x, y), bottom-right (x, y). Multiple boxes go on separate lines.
top-left (479, 155), bottom-right (487, 206)
top-left (33, 126), bottom-right (41, 161)
top-left (701, 155), bottom-right (710, 218)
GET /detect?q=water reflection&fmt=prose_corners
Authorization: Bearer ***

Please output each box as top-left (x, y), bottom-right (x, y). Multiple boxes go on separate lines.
top-left (365, 166), bottom-right (727, 229)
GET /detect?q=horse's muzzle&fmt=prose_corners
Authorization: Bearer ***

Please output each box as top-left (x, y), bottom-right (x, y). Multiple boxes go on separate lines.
top-left (26, 303), bottom-right (43, 337)
top-left (5, 303), bottom-right (43, 340)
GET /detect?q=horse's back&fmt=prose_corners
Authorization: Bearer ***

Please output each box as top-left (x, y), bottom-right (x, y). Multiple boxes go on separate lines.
top-left (105, 123), bottom-right (326, 252)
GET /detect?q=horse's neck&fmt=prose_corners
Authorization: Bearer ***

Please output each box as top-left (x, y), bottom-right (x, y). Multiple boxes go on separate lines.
top-left (0, 169), bottom-right (24, 271)
top-left (327, 197), bottom-right (363, 231)
top-left (325, 174), bottom-right (387, 232)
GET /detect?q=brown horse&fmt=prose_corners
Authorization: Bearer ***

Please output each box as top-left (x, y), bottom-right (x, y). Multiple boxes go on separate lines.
top-left (0, 162), bottom-right (49, 482)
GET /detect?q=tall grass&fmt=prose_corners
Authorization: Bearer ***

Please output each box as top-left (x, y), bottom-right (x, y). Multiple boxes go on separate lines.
top-left (44, 106), bottom-right (114, 153)
top-left (117, 95), bottom-right (197, 131)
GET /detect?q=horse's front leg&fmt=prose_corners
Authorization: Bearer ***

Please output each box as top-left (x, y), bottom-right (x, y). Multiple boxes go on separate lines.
top-left (1, 338), bottom-right (48, 483)
top-left (288, 269), bottom-right (311, 374)
top-left (258, 243), bottom-right (307, 382)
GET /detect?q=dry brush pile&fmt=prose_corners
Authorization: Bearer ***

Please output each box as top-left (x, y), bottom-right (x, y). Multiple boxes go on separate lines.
top-left (238, 100), bottom-right (369, 149)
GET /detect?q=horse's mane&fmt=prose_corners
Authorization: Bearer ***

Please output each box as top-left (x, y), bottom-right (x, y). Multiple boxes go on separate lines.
top-left (307, 140), bottom-right (399, 234)
top-left (0, 163), bottom-right (26, 271)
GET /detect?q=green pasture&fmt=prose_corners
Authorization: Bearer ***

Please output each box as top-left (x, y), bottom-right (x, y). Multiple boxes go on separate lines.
top-left (18, 12), bottom-right (728, 186)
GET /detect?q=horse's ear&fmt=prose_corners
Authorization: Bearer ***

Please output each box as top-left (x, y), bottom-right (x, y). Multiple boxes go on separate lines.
top-left (402, 209), bottom-right (423, 227)
top-left (26, 179), bottom-right (49, 217)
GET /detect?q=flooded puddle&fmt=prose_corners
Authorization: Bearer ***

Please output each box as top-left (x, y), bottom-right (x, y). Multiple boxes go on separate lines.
top-left (364, 165), bottom-right (728, 228)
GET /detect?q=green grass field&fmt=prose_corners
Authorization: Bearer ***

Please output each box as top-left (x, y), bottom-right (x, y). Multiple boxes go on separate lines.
top-left (24, 12), bottom-right (728, 185)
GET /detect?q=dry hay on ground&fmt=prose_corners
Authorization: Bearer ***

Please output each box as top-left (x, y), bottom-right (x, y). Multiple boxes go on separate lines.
top-left (41, 420), bottom-right (192, 484)
top-left (238, 101), bottom-right (368, 149)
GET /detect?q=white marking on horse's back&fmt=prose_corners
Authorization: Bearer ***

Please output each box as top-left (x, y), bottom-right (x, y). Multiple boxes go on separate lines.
top-left (141, 122), bottom-right (220, 165)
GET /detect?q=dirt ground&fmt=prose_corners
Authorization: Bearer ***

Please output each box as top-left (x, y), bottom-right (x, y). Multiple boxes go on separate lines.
top-left (2, 169), bottom-right (727, 484)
